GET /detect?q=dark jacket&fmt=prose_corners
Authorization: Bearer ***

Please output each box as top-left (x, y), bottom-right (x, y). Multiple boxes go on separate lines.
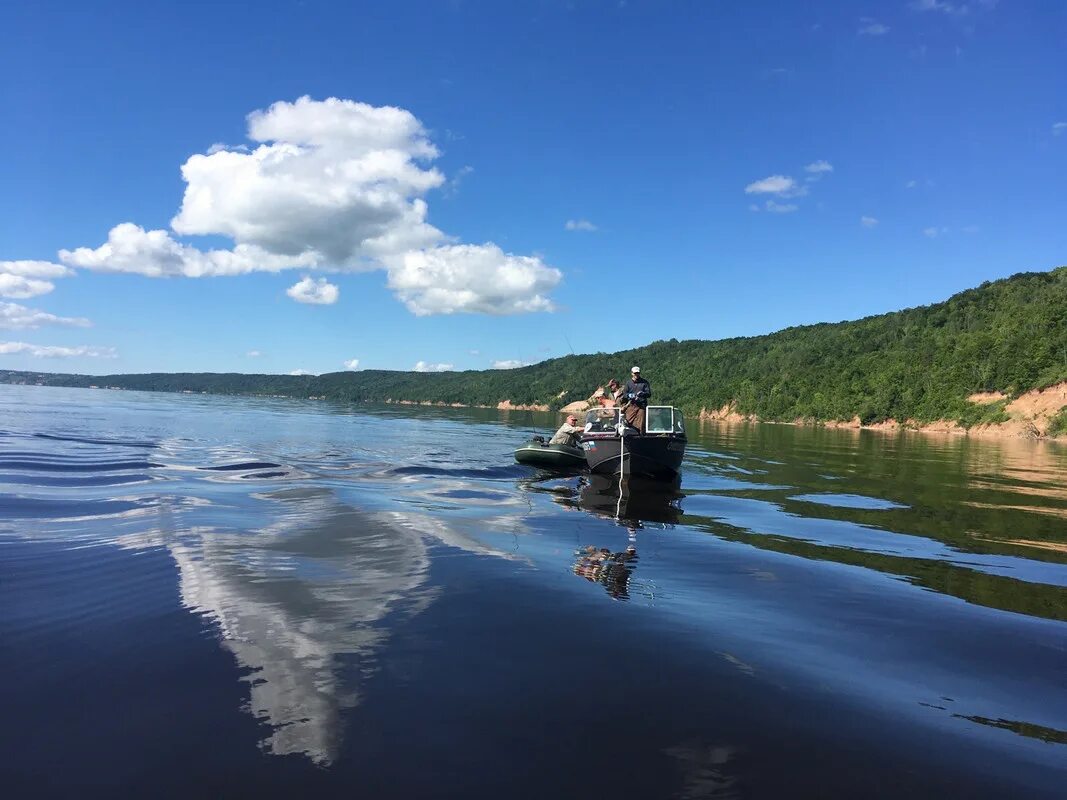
top-left (624, 376), bottom-right (651, 406)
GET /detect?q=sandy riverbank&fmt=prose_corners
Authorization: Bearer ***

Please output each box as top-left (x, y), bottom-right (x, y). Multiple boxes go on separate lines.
top-left (698, 382), bottom-right (1067, 441)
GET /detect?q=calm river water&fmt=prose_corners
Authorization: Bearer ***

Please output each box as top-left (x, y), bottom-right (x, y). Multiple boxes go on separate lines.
top-left (2, 385), bottom-right (1066, 798)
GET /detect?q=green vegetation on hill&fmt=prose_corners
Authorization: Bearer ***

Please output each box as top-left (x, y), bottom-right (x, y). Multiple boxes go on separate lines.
top-left (4, 267), bottom-right (1066, 426)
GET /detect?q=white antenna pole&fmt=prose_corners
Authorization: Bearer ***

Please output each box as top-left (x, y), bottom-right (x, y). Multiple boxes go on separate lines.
top-left (616, 402), bottom-right (626, 519)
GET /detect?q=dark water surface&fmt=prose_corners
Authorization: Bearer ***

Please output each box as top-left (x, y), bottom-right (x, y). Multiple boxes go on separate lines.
top-left (2, 385), bottom-right (1066, 798)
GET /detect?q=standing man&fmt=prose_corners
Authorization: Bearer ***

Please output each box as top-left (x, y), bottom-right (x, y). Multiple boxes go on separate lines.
top-left (623, 366), bottom-right (651, 431)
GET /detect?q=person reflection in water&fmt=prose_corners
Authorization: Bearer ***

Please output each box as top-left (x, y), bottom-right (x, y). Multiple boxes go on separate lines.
top-left (573, 545), bottom-right (638, 600)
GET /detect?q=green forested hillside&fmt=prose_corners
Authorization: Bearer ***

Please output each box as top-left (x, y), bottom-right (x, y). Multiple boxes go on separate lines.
top-left (4, 267), bottom-right (1066, 426)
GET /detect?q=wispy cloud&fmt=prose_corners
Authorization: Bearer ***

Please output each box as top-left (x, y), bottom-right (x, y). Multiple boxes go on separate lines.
top-left (289, 368), bottom-right (314, 376)
top-left (746, 162), bottom-right (832, 214)
top-left (911, 0), bottom-right (998, 16)
top-left (0, 302), bottom-right (91, 330)
top-left (443, 165), bottom-right (474, 197)
top-left (744, 175), bottom-right (807, 198)
top-left (1054, 122), bottom-right (1067, 136)
top-left (0, 341), bottom-right (116, 358)
top-left (764, 200), bottom-right (798, 214)
top-left (803, 160), bottom-right (834, 184)
top-left (287, 276), bottom-right (339, 305)
top-left (761, 67), bottom-right (794, 79)
top-left (923, 226), bottom-right (949, 238)
top-left (343, 358), bottom-right (360, 370)
top-left (413, 361), bottom-right (453, 372)
top-left (911, 0), bottom-right (969, 16)
top-left (491, 359), bottom-right (530, 369)
top-left (246, 350), bottom-right (262, 357)
top-left (858, 19), bottom-right (890, 35)
top-left (564, 219), bottom-right (598, 232)
top-left (861, 216), bottom-right (879, 228)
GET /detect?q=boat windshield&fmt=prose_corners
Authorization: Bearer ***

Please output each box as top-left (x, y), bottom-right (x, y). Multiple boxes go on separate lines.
top-left (584, 407), bottom-right (620, 432)
top-left (585, 406), bottom-right (685, 434)
top-left (646, 406), bottom-right (685, 434)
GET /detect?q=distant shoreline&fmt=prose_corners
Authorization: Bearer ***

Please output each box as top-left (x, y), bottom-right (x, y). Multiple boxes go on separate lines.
top-left (11, 379), bottom-right (1063, 442)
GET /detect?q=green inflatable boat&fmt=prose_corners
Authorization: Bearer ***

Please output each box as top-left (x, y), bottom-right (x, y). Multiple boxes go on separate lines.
top-left (514, 436), bottom-right (586, 470)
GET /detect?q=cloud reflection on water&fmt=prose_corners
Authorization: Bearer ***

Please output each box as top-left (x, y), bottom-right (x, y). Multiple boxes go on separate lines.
top-left (164, 484), bottom-right (523, 764)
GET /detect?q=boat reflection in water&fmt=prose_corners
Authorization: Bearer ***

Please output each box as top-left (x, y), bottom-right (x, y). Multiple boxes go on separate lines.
top-left (577, 473), bottom-right (685, 528)
top-left (569, 475), bottom-right (685, 601)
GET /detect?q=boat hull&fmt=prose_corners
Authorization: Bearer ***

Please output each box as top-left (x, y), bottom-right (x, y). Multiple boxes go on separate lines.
top-left (514, 440), bottom-right (586, 469)
top-left (580, 433), bottom-right (686, 479)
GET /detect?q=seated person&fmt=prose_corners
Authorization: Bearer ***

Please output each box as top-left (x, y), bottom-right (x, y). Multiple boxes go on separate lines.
top-left (584, 408), bottom-right (600, 432)
top-left (550, 414), bottom-right (583, 446)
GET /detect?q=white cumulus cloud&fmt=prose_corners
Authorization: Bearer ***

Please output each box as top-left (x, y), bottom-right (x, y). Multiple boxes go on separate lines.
top-left (0, 260), bottom-right (72, 278)
top-left (0, 275), bottom-right (56, 299)
top-left (48, 96), bottom-right (561, 316)
top-left (0, 302), bottom-right (91, 330)
top-left (385, 244), bottom-right (560, 316)
top-left (861, 216), bottom-right (879, 227)
top-left (491, 359), bottom-right (530, 369)
top-left (413, 361), bottom-right (453, 372)
top-left (61, 223), bottom-right (316, 277)
top-left (169, 96), bottom-right (443, 266)
top-left (0, 260), bottom-right (73, 299)
top-left (565, 219), bottom-right (598, 232)
top-left (744, 175), bottom-right (806, 197)
top-left (287, 276), bottom-right (339, 305)
top-left (289, 369), bottom-right (315, 376)
top-left (0, 341), bottom-right (116, 358)
top-left (343, 358), bottom-right (360, 370)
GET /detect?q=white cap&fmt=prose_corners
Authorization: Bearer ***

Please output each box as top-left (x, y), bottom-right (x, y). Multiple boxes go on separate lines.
top-left (631, 366), bottom-right (640, 373)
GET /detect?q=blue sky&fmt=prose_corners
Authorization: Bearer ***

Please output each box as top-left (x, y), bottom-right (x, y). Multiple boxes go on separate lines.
top-left (1, 0), bottom-right (1064, 376)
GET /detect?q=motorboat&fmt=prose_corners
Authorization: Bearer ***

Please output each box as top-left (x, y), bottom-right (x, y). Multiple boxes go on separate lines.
top-left (514, 436), bottom-right (586, 469)
top-left (579, 405), bottom-right (687, 479)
